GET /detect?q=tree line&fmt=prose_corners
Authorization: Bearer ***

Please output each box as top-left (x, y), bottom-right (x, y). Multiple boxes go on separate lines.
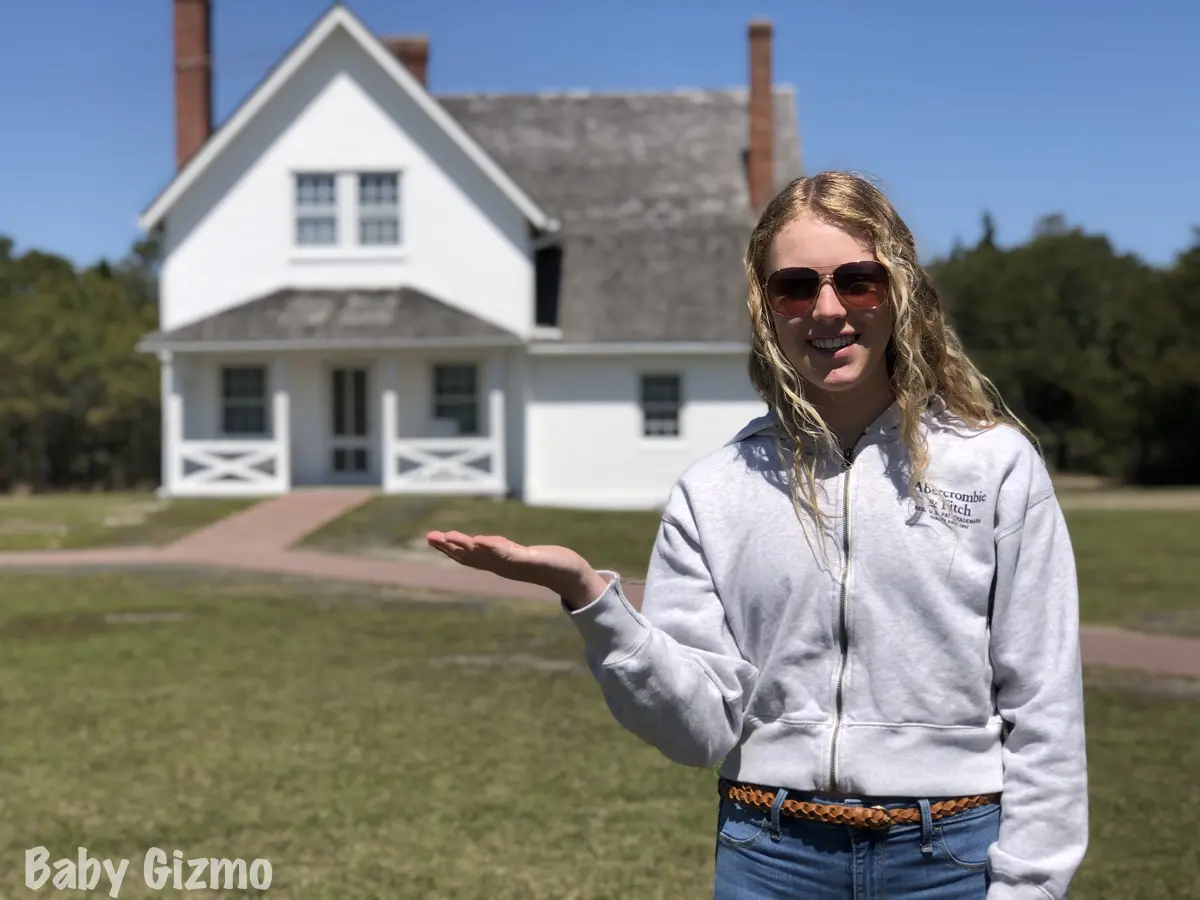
top-left (929, 215), bottom-right (1199, 485)
top-left (0, 214), bottom-right (1196, 493)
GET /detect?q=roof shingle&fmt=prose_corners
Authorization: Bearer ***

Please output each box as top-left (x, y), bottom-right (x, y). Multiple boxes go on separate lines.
top-left (142, 287), bottom-right (518, 347)
top-left (439, 87), bottom-right (802, 341)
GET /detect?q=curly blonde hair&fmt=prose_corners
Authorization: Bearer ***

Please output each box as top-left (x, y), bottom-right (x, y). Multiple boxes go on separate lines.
top-left (745, 171), bottom-right (1028, 527)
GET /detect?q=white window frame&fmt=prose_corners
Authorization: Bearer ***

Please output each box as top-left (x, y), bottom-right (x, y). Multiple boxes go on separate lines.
top-left (219, 365), bottom-right (270, 437)
top-left (640, 373), bottom-right (683, 439)
top-left (291, 170), bottom-right (404, 253)
top-left (430, 363), bottom-right (480, 437)
top-left (294, 173), bottom-right (338, 246)
top-left (357, 172), bottom-right (401, 246)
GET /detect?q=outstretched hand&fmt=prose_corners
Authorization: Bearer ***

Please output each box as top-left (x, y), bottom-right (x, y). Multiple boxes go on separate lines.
top-left (426, 530), bottom-right (610, 609)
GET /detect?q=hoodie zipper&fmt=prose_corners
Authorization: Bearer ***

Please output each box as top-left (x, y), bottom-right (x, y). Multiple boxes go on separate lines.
top-left (828, 442), bottom-right (856, 790)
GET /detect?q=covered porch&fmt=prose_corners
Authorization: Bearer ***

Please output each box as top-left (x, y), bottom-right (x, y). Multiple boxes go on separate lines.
top-left (139, 286), bottom-right (526, 499)
top-left (157, 349), bottom-right (510, 497)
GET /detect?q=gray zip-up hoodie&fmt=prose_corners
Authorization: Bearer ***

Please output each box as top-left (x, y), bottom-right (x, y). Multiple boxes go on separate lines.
top-left (566, 401), bottom-right (1087, 900)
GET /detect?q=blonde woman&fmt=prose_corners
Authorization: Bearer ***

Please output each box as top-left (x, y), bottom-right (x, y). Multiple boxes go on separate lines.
top-left (427, 172), bottom-right (1088, 899)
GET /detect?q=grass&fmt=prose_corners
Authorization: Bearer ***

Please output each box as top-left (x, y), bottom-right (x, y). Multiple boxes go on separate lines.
top-left (1068, 509), bottom-right (1200, 634)
top-left (302, 495), bottom-right (1200, 632)
top-left (0, 492), bottom-right (254, 551)
top-left (0, 570), bottom-right (1194, 899)
top-left (301, 495), bottom-right (665, 577)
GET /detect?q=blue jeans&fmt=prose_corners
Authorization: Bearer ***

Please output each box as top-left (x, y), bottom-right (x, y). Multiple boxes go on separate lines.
top-left (713, 791), bottom-right (1000, 899)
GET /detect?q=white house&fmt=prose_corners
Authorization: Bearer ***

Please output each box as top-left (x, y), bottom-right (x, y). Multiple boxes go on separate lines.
top-left (136, 0), bottom-right (802, 509)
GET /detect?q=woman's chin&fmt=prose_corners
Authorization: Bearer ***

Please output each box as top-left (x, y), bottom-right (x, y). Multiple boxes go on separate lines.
top-left (804, 365), bottom-right (868, 394)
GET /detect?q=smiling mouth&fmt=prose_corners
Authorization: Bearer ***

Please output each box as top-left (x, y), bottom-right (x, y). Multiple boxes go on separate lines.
top-left (809, 334), bottom-right (859, 351)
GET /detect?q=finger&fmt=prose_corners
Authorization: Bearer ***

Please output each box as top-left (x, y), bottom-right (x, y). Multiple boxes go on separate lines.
top-left (473, 534), bottom-right (525, 555)
top-left (436, 533), bottom-right (479, 552)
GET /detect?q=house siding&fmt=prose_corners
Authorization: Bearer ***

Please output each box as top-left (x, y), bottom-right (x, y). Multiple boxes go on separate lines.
top-left (523, 354), bottom-right (767, 509)
top-left (157, 26), bottom-right (534, 337)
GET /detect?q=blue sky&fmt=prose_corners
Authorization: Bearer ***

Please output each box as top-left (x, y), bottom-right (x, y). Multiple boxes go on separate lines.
top-left (1, 0), bottom-right (1196, 268)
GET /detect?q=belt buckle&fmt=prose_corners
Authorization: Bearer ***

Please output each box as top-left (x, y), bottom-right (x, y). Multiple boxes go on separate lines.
top-left (866, 804), bottom-right (894, 829)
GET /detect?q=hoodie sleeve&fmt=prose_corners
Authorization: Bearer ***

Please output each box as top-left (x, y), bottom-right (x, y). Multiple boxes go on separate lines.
top-left (986, 453), bottom-right (1089, 900)
top-left (564, 487), bottom-right (759, 768)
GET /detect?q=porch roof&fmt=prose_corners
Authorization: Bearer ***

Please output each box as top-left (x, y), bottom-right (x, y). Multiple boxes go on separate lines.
top-left (138, 287), bottom-right (522, 352)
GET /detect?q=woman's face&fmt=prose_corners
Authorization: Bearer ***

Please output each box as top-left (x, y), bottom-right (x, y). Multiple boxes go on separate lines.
top-left (763, 213), bottom-right (894, 402)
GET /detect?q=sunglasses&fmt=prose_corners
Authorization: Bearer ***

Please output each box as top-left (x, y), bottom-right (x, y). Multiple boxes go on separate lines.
top-left (764, 261), bottom-right (889, 318)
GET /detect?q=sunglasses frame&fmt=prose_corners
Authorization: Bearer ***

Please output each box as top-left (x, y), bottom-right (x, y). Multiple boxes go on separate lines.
top-left (764, 260), bottom-right (890, 318)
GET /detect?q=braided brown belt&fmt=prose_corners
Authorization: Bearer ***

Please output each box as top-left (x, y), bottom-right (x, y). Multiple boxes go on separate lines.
top-left (719, 778), bottom-right (1000, 829)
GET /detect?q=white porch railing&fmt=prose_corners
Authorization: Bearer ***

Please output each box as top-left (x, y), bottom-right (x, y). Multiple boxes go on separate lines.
top-left (171, 440), bottom-right (288, 496)
top-left (385, 438), bottom-right (505, 493)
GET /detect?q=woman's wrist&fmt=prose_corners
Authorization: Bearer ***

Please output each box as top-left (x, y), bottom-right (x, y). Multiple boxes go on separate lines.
top-left (559, 570), bottom-right (612, 611)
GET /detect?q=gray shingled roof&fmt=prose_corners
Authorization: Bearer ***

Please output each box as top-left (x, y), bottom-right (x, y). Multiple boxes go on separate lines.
top-left (439, 88), bottom-right (802, 342)
top-left (141, 287), bottom-right (518, 347)
top-left (148, 87), bottom-right (802, 347)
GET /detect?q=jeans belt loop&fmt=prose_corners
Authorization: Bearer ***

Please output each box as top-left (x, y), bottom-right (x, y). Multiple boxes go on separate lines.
top-left (769, 788), bottom-right (790, 842)
top-left (918, 799), bottom-right (934, 855)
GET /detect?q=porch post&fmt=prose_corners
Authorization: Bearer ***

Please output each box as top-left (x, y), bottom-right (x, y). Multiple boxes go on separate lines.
top-left (380, 355), bottom-right (398, 492)
top-left (272, 356), bottom-right (291, 492)
top-left (487, 351), bottom-right (507, 496)
top-left (158, 349), bottom-right (182, 497)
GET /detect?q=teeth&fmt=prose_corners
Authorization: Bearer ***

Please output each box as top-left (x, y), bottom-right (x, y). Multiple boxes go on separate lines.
top-left (811, 336), bottom-right (857, 350)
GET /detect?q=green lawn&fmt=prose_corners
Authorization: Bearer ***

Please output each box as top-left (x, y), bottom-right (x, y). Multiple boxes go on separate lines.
top-left (303, 496), bottom-right (1200, 631)
top-left (1068, 509), bottom-right (1200, 633)
top-left (301, 495), bottom-right (665, 577)
top-left (0, 570), bottom-right (1195, 899)
top-left (0, 492), bottom-right (254, 551)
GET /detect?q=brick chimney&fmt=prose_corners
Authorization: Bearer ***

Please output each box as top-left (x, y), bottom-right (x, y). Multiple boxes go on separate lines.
top-left (174, 0), bottom-right (213, 171)
top-left (383, 36), bottom-right (429, 87)
top-left (747, 19), bottom-right (774, 210)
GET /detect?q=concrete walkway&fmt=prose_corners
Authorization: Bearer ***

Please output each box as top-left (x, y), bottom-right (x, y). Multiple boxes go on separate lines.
top-left (0, 494), bottom-right (1197, 680)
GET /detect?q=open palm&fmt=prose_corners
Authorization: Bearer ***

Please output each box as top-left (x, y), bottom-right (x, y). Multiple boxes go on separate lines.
top-left (426, 530), bottom-right (604, 604)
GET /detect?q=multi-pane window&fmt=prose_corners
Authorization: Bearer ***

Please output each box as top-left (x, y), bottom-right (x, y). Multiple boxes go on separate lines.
top-left (295, 173), bottom-right (337, 246)
top-left (431, 363), bottom-right (479, 436)
top-left (221, 366), bottom-right (268, 435)
top-left (640, 374), bottom-right (682, 437)
top-left (358, 173), bottom-right (401, 246)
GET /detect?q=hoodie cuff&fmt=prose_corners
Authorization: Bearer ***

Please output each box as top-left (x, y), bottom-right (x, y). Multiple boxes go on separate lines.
top-left (562, 572), bottom-right (651, 664)
top-left (986, 880), bottom-right (1056, 900)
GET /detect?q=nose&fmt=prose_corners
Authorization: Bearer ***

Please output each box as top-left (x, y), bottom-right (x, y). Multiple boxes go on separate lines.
top-left (810, 279), bottom-right (846, 322)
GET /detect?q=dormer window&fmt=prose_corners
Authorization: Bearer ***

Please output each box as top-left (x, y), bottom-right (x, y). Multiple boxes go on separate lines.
top-left (293, 171), bottom-right (402, 250)
top-left (295, 173), bottom-right (337, 245)
top-left (358, 173), bottom-right (401, 245)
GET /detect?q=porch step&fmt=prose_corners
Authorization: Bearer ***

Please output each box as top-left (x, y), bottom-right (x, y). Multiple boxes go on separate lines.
top-left (164, 489), bottom-right (377, 557)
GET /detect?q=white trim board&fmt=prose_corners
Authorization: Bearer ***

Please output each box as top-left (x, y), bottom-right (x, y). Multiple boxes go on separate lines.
top-left (136, 335), bottom-right (524, 354)
top-left (138, 5), bottom-right (556, 233)
top-left (527, 341), bottom-right (751, 356)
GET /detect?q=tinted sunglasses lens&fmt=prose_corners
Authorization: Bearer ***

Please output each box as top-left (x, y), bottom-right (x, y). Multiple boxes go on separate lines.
top-left (832, 262), bottom-right (888, 306)
top-left (767, 269), bottom-right (819, 313)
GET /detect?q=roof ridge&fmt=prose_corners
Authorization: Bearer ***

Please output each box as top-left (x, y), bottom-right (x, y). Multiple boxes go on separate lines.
top-left (436, 85), bottom-right (796, 101)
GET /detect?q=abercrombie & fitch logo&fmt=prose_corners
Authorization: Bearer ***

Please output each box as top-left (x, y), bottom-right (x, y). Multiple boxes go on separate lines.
top-left (913, 481), bottom-right (988, 530)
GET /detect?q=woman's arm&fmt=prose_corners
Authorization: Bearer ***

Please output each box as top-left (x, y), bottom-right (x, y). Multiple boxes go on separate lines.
top-left (566, 494), bottom-right (759, 768)
top-left (427, 483), bottom-right (759, 769)
top-left (986, 456), bottom-right (1089, 900)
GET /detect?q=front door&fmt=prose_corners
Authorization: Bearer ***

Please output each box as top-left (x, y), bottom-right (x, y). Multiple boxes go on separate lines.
top-left (330, 366), bottom-right (370, 479)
